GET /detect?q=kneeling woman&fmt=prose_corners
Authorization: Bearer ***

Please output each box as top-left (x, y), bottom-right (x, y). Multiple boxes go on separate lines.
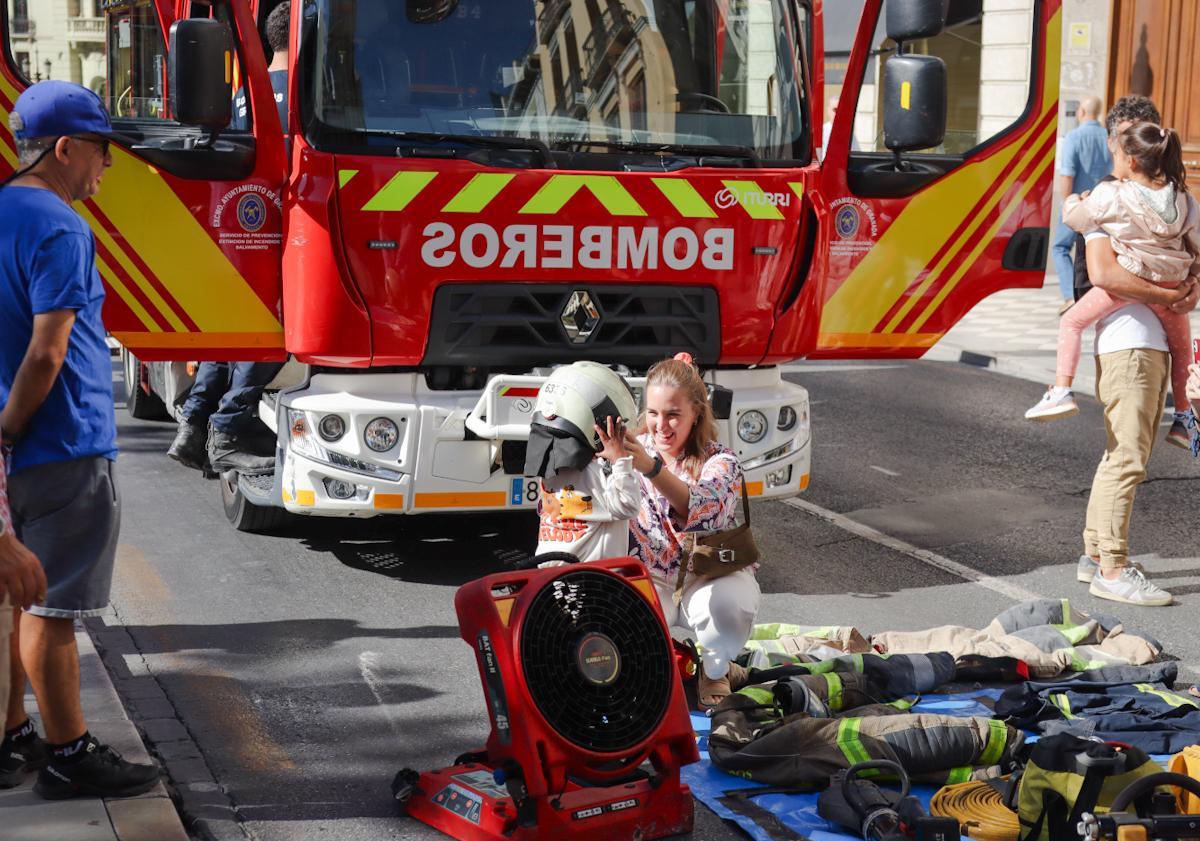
top-left (624, 355), bottom-right (760, 708)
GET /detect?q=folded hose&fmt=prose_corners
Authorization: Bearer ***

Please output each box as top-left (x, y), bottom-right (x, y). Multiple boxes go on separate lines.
top-left (1168, 745), bottom-right (1200, 814)
top-left (930, 781), bottom-right (1019, 841)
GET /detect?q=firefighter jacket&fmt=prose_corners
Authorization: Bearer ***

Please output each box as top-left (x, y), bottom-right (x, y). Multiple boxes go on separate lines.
top-left (995, 662), bottom-right (1200, 754)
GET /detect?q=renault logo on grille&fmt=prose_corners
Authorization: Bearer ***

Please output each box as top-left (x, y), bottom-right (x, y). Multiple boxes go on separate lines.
top-left (560, 290), bottom-right (601, 344)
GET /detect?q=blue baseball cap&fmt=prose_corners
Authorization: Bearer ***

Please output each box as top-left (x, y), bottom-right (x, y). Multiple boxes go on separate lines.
top-left (8, 80), bottom-right (113, 140)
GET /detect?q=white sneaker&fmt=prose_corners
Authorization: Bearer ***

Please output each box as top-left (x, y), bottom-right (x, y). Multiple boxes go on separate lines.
top-left (1026, 387), bottom-right (1078, 421)
top-left (1088, 566), bottom-right (1173, 606)
top-left (1076, 555), bottom-right (1144, 583)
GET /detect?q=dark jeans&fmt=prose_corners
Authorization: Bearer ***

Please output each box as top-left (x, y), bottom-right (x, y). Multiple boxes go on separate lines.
top-left (180, 361), bottom-right (284, 434)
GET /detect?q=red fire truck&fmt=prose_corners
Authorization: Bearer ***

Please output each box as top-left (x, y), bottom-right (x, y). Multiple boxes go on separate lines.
top-left (0, 0), bottom-right (1060, 530)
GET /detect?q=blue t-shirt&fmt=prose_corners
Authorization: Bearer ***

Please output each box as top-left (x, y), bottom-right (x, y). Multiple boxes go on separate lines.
top-left (1059, 119), bottom-right (1112, 195)
top-left (231, 69), bottom-right (288, 132)
top-left (0, 186), bottom-right (118, 473)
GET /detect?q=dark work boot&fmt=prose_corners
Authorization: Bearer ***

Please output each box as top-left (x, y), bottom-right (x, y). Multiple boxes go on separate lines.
top-left (167, 421), bottom-right (209, 471)
top-left (208, 426), bottom-right (276, 474)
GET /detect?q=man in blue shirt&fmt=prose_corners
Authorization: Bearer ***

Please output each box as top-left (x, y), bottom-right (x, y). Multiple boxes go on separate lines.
top-left (1052, 96), bottom-right (1111, 313)
top-left (0, 81), bottom-right (158, 798)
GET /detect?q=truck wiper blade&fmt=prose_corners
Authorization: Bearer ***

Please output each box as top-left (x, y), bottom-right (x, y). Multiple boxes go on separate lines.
top-left (567, 139), bottom-right (761, 167)
top-left (367, 130), bottom-right (557, 169)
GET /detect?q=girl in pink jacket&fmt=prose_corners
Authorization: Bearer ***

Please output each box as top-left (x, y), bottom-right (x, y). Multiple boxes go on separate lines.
top-left (1026, 122), bottom-right (1199, 451)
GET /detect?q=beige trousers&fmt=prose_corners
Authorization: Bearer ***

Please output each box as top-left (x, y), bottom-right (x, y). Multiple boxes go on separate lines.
top-left (1084, 348), bottom-right (1170, 570)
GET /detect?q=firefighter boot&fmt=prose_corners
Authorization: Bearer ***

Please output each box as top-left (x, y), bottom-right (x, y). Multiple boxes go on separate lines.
top-left (207, 426), bottom-right (276, 474)
top-left (167, 422), bottom-right (209, 471)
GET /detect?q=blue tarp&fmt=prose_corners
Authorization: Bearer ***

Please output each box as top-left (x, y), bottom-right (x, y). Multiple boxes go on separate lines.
top-left (685, 689), bottom-right (999, 841)
top-left (685, 688), bottom-right (1175, 841)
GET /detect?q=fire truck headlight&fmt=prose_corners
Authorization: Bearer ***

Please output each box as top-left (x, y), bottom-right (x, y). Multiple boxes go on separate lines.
top-left (737, 410), bottom-right (768, 444)
top-left (318, 414), bottom-right (346, 442)
top-left (364, 418), bottom-right (399, 452)
top-left (777, 405), bottom-right (798, 431)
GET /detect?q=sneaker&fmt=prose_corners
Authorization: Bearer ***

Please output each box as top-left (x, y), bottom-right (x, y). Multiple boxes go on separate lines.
top-left (1088, 566), bottom-right (1173, 606)
top-left (1026, 387), bottom-right (1078, 421)
top-left (1076, 555), bottom-right (1144, 583)
top-left (33, 742), bottom-right (160, 800)
top-left (0, 736), bottom-right (48, 788)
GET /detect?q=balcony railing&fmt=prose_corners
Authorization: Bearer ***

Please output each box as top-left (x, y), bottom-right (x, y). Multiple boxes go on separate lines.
top-left (582, 6), bottom-right (633, 81)
top-left (11, 15), bottom-right (33, 35)
top-left (67, 17), bottom-right (105, 41)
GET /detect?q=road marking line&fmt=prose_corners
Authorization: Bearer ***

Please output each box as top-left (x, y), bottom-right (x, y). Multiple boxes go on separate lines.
top-left (781, 497), bottom-right (1042, 603)
top-left (359, 651), bottom-right (403, 737)
top-left (869, 465), bottom-right (900, 477)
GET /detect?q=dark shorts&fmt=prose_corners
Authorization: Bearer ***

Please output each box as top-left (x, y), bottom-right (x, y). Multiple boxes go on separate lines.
top-left (8, 456), bottom-right (120, 619)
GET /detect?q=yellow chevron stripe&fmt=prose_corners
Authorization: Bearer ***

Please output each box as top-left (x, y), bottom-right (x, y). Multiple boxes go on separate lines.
top-left (77, 202), bottom-right (188, 331)
top-left (442, 173), bottom-right (515, 213)
top-left (819, 8), bottom-right (1060, 339)
top-left (363, 171), bottom-right (438, 211)
top-left (91, 154), bottom-right (282, 333)
top-left (652, 178), bottom-right (717, 218)
top-left (96, 255), bottom-right (161, 332)
top-left (722, 180), bottom-right (785, 220)
top-left (0, 135), bottom-right (15, 169)
top-left (520, 175), bottom-right (646, 216)
top-left (0, 70), bottom-right (18, 103)
top-left (909, 144), bottom-right (1056, 332)
top-left (882, 117), bottom-right (1057, 333)
top-left (110, 331), bottom-right (285, 348)
top-left (338, 169), bottom-right (358, 188)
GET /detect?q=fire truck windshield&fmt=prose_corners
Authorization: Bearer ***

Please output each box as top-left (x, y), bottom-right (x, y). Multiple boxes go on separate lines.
top-left (306, 0), bottom-right (809, 162)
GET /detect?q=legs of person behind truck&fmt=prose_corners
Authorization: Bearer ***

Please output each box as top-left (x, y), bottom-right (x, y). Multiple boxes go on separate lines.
top-left (167, 361), bottom-right (230, 470)
top-left (206, 362), bottom-right (285, 474)
top-left (169, 362), bottom-right (284, 474)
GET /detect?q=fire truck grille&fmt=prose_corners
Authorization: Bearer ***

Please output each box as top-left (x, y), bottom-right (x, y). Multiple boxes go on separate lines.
top-left (423, 284), bottom-right (720, 368)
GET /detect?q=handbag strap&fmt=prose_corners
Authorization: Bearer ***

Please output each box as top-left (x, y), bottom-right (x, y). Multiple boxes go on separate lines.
top-left (671, 477), bottom-right (752, 602)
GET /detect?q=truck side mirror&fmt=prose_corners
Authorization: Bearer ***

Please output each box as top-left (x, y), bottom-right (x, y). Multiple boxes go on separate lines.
top-left (168, 19), bottom-right (234, 130)
top-left (882, 55), bottom-right (947, 155)
top-left (886, 0), bottom-right (949, 41)
top-left (707, 384), bottom-right (733, 420)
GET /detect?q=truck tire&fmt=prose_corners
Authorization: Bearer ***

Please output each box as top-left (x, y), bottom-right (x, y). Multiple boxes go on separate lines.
top-left (221, 471), bottom-right (289, 533)
top-left (121, 349), bottom-right (171, 421)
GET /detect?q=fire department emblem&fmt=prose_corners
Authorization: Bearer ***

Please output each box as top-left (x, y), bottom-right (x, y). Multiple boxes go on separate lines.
top-left (236, 193), bottom-right (267, 233)
top-left (835, 204), bottom-right (860, 239)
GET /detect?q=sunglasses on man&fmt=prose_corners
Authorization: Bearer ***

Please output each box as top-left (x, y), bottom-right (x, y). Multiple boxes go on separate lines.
top-left (69, 135), bottom-right (111, 156)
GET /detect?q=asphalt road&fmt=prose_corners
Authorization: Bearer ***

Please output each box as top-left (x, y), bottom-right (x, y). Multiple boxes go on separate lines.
top-left (100, 358), bottom-right (1200, 841)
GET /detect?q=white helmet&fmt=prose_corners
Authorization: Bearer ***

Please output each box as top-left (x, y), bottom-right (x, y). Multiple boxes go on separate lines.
top-left (533, 361), bottom-right (638, 451)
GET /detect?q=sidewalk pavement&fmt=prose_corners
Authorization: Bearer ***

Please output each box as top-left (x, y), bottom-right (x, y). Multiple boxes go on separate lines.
top-left (925, 272), bottom-right (1200, 403)
top-left (0, 628), bottom-right (189, 841)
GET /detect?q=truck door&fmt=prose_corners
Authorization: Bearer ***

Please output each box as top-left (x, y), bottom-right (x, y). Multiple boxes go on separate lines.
top-left (773, 0), bottom-right (1059, 359)
top-left (0, 0), bottom-right (287, 361)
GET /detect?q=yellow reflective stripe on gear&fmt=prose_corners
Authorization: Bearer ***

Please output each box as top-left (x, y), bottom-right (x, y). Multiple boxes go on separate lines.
top-left (519, 175), bottom-right (647, 216)
top-left (1134, 683), bottom-right (1199, 709)
top-left (837, 718), bottom-right (875, 774)
top-left (750, 623), bottom-right (808, 640)
top-left (1050, 692), bottom-right (1076, 719)
top-left (720, 180), bottom-right (785, 220)
top-left (737, 686), bottom-right (775, 706)
top-left (652, 179), bottom-right (717, 218)
top-left (442, 173), bottom-right (516, 213)
top-left (979, 719), bottom-right (1007, 766)
top-left (823, 672), bottom-right (844, 711)
top-left (363, 171), bottom-right (438, 211)
top-left (338, 169), bottom-right (359, 188)
top-left (900, 81), bottom-right (912, 110)
top-left (888, 696), bottom-right (918, 710)
top-left (946, 766), bottom-right (972, 785)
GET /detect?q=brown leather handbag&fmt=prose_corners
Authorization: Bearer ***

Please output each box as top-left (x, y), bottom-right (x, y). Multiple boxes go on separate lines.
top-left (673, 482), bottom-right (759, 600)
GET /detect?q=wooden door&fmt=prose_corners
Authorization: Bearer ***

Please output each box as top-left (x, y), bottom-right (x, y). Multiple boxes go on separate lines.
top-left (1109, 0), bottom-right (1200, 183)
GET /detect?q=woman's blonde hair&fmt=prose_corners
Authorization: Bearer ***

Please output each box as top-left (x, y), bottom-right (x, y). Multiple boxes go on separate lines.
top-left (640, 355), bottom-right (718, 478)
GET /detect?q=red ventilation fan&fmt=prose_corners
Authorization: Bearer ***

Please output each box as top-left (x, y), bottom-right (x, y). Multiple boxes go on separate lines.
top-left (393, 557), bottom-right (699, 840)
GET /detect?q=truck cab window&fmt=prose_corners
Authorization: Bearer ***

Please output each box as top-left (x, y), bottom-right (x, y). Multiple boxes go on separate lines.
top-left (850, 0), bottom-right (1035, 156)
top-left (105, 0), bottom-right (167, 120)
